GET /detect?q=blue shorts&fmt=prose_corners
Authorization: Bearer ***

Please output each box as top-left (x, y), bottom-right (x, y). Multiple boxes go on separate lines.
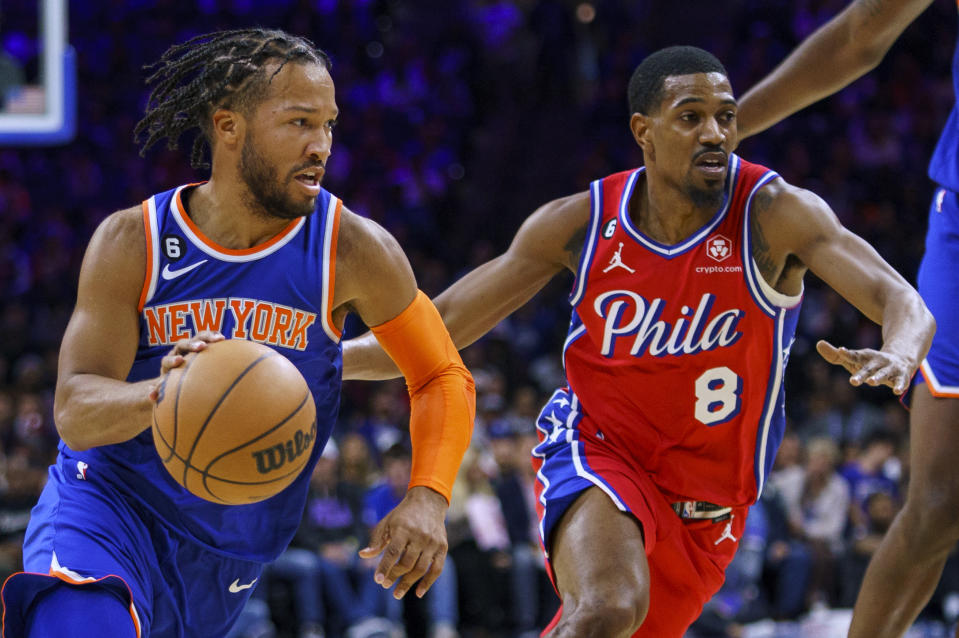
top-left (916, 188), bottom-right (959, 397)
top-left (1, 456), bottom-right (262, 638)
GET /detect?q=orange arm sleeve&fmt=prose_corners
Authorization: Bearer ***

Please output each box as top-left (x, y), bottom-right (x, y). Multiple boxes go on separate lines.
top-left (370, 291), bottom-right (475, 502)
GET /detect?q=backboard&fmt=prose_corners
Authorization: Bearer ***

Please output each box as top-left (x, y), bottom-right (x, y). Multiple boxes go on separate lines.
top-left (0, 0), bottom-right (75, 145)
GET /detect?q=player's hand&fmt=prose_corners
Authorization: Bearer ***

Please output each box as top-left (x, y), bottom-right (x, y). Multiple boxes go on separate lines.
top-left (359, 485), bottom-right (449, 599)
top-left (149, 331), bottom-right (225, 401)
top-left (816, 340), bottom-right (916, 395)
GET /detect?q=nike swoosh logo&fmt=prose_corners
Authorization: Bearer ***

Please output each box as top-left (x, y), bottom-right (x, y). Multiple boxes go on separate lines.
top-left (229, 578), bottom-right (258, 593)
top-left (161, 260), bottom-right (207, 281)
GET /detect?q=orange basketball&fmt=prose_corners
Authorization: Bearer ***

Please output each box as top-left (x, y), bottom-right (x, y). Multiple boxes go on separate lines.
top-left (152, 339), bottom-right (317, 505)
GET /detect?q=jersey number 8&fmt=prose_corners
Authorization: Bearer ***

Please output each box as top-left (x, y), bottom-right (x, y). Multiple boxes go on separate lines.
top-left (694, 366), bottom-right (742, 426)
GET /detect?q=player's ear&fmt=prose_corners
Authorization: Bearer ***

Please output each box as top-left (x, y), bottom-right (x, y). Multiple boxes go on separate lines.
top-left (630, 112), bottom-right (653, 159)
top-left (211, 108), bottom-right (244, 151)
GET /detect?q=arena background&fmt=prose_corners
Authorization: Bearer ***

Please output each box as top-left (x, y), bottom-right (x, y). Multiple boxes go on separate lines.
top-left (1, 1), bottom-right (956, 637)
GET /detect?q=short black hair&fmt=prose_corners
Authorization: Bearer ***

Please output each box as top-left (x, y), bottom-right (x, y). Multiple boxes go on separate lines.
top-left (135, 28), bottom-right (331, 169)
top-left (627, 45), bottom-right (728, 115)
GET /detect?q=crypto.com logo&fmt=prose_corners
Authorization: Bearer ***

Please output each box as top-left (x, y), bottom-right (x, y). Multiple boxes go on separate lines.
top-left (706, 235), bottom-right (732, 262)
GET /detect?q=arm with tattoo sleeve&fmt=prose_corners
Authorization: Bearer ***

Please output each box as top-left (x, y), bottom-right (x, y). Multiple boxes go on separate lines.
top-left (754, 179), bottom-right (934, 394)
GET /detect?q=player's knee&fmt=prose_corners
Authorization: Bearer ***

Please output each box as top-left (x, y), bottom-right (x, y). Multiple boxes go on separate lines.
top-left (905, 486), bottom-right (959, 545)
top-left (561, 590), bottom-right (648, 637)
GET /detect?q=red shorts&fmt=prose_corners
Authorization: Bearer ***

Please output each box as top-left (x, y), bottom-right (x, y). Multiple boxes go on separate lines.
top-left (533, 388), bottom-right (748, 637)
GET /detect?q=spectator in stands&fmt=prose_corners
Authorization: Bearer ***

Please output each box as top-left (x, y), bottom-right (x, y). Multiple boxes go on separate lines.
top-left (839, 428), bottom-right (900, 536)
top-left (768, 429), bottom-right (804, 519)
top-left (760, 483), bottom-right (813, 620)
top-left (839, 490), bottom-right (901, 608)
top-left (224, 598), bottom-right (276, 638)
top-left (489, 418), bottom-right (541, 638)
top-left (798, 437), bottom-right (851, 608)
top-left (447, 444), bottom-right (512, 635)
top-left (800, 371), bottom-right (886, 452)
top-left (365, 444), bottom-right (459, 638)
top-left (262, 442), bottom-right (395, 638)
top-left (349, 383), bottom-right (407, 466)
top-left (339, 432), bottom-right (378, 490)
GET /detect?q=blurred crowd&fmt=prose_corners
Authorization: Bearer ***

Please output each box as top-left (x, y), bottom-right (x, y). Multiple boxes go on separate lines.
top-left (3, 0), bottom-right (959, 636)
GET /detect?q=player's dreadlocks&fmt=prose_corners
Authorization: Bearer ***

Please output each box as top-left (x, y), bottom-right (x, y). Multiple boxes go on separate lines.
top-left (135, 28), bottom-right (331, 169)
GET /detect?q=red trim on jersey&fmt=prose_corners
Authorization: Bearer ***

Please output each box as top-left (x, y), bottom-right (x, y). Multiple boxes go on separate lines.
top-left (173, 185), bottom-right (301, 257)
top-left (137, 200), bottom-right (154, 313)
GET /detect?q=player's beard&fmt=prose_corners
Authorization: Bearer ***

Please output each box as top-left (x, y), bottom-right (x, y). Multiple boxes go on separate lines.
top-left (684, 178), bottom-right (725, 210)
top-left (239, 135), bottom-right (317, 221)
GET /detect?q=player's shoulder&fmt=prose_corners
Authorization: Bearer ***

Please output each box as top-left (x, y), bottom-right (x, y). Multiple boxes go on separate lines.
top-left (94, 205), bottom-right (147, 244)
top-left (82, 205), bottom-right (148, 271)
top-left (524, 190), bottom-right (591, 232)
top-left (544, 190), bottom-right (591, 215)
top-left (330, 203), bottom-right (417, 319)
top-left (335, 205), bottom-right (400, 265)
top-left (752, 176), bottom-right (840, 252)
top-left (753, 176), bottom-right (830, 220)
top-left (333, 204), bottom-right (413, 287)
top-left (509, 191), bottom-right (592, 270)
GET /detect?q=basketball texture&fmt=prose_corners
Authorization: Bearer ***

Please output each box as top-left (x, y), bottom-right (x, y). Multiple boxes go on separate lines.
top-left (152, 339), bottom-right (317, 505)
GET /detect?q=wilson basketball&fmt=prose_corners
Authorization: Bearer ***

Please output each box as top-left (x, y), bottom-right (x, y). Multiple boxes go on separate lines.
top-left (152, 339), bottom-right (317, 505)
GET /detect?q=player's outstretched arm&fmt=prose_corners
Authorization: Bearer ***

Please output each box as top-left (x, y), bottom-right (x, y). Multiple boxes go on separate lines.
top-left (737, 0), bottom-right (932, 139)
top-left (333, 207), bottom-right (476, 599)
top-left (54, 208), bottom-right (210, 450)
top-left (342, 192), bottom-right (589, 380)
top-left (757, 181), bottom-right (934, 394)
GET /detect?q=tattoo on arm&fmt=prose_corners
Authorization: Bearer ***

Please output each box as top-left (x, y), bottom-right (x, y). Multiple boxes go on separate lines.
top-left (750, 190), bottom-right (779, 284)
top-left (564, 223), bottom-right (588, 270)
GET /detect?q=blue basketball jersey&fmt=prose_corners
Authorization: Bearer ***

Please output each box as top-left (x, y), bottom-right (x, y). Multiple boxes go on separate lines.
top-left (58, 183), bottom-right (343, 563)
top-left (928, 7), bottom-right (959, 191)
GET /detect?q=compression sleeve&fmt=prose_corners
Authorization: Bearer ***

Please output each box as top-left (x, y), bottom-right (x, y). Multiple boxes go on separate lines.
top-left (370, 290), bottom-right (475, 502)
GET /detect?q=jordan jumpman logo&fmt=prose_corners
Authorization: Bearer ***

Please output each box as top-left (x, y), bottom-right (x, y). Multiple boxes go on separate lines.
top-left (714, 514), bottom-right (738, 546)
top-left (603, 242), bottom-right (635, 273)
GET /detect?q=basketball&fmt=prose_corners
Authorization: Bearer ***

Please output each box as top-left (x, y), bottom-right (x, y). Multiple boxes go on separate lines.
top-left (152, 339), bottom-right (317, 505)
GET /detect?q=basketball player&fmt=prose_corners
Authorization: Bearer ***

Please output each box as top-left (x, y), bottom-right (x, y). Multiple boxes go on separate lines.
top-left (0, 29), bottom-right (475, 638)
top-left (735, 3), bottom-right (958, 635)
top-left (343, 46), bottom-right (934, 636)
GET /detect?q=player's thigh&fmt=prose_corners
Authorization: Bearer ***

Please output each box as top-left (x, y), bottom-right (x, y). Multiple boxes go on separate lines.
top-left (549, 486), bottom-right (649, 602)
top-left (906, 384), bottom-right (959, 501)
top-left (24, 584), bottom-right (138, 638)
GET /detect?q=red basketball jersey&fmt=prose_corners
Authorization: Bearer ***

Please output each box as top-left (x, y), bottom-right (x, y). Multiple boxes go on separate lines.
top-left (563, 154), bottom-right (802, 507)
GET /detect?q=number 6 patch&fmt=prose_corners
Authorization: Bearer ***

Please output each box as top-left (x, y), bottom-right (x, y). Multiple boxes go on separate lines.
top-left (161, 234), bottom-right (185, 261)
